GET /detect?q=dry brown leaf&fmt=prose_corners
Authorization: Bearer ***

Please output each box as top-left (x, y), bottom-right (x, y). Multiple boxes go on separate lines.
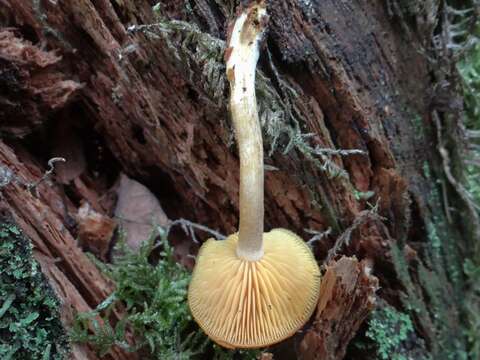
top-left (114, 173), bottom-right (169, 250)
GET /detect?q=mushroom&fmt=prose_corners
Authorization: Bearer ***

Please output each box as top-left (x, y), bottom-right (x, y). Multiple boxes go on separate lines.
top-left (188, 0), bottom-right (320, 349)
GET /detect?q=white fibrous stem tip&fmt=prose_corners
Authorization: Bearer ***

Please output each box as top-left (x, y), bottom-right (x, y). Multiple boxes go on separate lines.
top-left (226, 2), bottom-right (268, 74)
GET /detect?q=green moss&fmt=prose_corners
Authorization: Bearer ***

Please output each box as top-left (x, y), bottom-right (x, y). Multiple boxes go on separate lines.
top-left (71, 228), bottom-right (260, 359)
top-left (426, 220), bottom-right (441, 252)
top-left (464, 259), bottom-right (480, 359)
top-left (0, 221), bottom-right (69, 359)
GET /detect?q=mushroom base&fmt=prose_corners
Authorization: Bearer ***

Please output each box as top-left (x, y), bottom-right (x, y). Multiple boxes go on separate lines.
top-left (188, 228), bottom-right (321, 349)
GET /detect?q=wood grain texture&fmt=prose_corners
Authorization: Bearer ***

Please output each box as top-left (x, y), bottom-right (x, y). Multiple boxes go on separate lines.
top-left (299, 257), bottom-right (378, 360)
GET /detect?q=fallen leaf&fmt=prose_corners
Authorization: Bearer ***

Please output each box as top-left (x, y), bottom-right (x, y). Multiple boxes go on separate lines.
top-left (114, 174), bottom-right (169, 250)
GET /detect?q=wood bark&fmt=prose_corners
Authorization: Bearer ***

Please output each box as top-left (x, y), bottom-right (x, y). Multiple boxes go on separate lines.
top-left (300, 257), bottom-right (378, 360)
top-left (0, 0), bottom-right (473, 359)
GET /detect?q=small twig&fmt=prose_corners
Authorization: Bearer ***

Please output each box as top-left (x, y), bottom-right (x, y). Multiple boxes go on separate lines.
top-left (466, 130), bottom-right (480, 139)
top-left (366, 198), bottom-right (381, 213)
top-left (325, 209), bottom-right (386, 264)
top-left (116, 216), bottom-right (225, 249)
top-left (312, 147), bottom-right (366, 157)
top-left (465, 159), bottom-right (480, 167)
top-left (26, 157), bottom-right (66, 193)
top-left (305, 227), bottom-right (332, 247)
top-left (162, 218), bottom-right (226, 244)
top-left (440, 179), bottom-right (453, 224)
top-left (264, 164), bottom-right (279, 171)
top-left (0, 166), bottom-right (15, 188)
top-left (432, 111), bottom-right (480, 252)
top-left (0, 158), bottom-right (65, 195)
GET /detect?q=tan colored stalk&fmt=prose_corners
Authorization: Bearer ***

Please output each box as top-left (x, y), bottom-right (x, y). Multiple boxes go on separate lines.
top-left (226, 1), bottom-right (267, 261)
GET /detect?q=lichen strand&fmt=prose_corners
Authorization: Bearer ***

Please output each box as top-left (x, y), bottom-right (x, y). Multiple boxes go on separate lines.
top-left (130, 18), bottom-right (357, 184)
top-left (0, 220), bottom-right (69, 359)
top-left (128, 16), bottom-right (361, 242)
top-left (153, 18), bottom-right (256, 135)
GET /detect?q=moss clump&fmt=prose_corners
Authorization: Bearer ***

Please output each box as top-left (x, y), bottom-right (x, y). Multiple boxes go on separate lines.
top-left (71, 228), bottom-right (260, 359)
top-left (0, 220), bottom-right (69, 359)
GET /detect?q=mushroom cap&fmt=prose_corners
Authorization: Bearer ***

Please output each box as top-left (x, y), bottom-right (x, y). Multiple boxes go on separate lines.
top-left (188, 228), bottom-right (321, 348)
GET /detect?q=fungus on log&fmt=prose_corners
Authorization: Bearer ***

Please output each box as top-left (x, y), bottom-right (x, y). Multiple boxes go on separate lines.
top-left (188, 2), bottom-right (320, 348)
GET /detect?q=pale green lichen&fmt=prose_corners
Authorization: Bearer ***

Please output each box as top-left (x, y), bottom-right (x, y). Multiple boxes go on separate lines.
top-left (364, 306), bottom-right (418, 360)
top-left (0, 221), bottom-right (69, 360)
top-left (352, 303), bottom-right (430, 359)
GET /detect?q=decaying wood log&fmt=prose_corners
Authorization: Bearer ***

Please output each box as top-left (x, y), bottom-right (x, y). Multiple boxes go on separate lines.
top-left (0, 0), bottom-right (475, 358)
top-left (0, 29), bottom-right (81, 137)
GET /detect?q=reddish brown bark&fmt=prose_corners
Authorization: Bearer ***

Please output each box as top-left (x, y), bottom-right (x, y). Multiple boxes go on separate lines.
top-left (299, 257), bottom-right (378, 360)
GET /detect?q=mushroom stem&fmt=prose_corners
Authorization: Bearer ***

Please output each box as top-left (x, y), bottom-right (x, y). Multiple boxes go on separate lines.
top-left (226, 2), bottom-right (268, 261)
